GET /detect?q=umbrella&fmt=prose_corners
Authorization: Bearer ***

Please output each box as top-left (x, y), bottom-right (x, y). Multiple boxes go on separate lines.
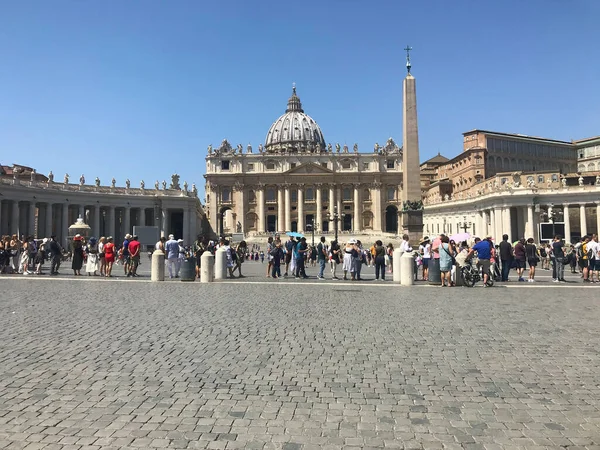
top-left (286, 232), bottom-right (304, 238)
top-left (449, 232), bottom-right (471, 242)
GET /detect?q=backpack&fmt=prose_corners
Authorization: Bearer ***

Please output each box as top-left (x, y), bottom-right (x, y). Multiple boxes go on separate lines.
top-left (577, 245), bottom-right (585, 259)
top-left (539, 247), bottom-right (547, 258)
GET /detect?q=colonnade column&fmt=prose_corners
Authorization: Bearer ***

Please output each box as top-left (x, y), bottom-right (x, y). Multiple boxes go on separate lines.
top-left (62, 203), bottom-right (69, 245)
top-left (11, 201), bottom-right (20, 236)
top-left (161, 208), bottom-right (167, 238)
top-left (93, 204), bottom-right (100, 238)
top-left (563, 204), bottom-right (571, 242)
top-left (78, 205), bottom-right (85, 221)
top-left (284, 185), bottom-right (291, 232)
top-left (124, 206), bottom-right (131, 236)
top-left (183, 208), bottom-right (190, 243)
top-left (526, 204), bottom-right (534, 240)
top-left (353, 184), bottom-right (361, 232)
top-left (315, 184), bottom-right (322, 232)
top-left (372, 183), bottom-right (382, 232)
top-left (297, 185), bottom-right (304, 233)
top-left (596, 202), bottom-right (600, 238)
top-left (502, 206), bottom-right (512, 241)
top-left (489, 208), bottom-right (496, 242)
top-left (580, 204), bottom-right (587, 236)
top-left (46, 203), bottom-right (54, 238)
top-left (29, 202), bottom-right (36, 237)
top-left (109, 206), bottom-right (116, 239)
top-left (336, 187), bottom-right (342, 231)
top-left (276, 187), bottom-right (284, 232)
top-left (258, 186), bottom-right (266, 233)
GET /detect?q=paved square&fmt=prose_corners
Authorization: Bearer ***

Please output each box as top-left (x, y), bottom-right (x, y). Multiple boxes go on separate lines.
top-left (1, 273), bottom-right (599, 449)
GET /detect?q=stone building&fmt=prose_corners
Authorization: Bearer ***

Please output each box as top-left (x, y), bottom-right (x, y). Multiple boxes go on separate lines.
top-left (0, 165), bottom-right (205, 246)
top-left (204, 86), bottom-right (407, 237)
top-left (422, 130), bottom-right (600, 243)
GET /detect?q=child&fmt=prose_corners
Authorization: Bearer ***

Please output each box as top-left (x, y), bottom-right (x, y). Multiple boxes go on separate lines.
top-left (270, 240), bottom-right (284, 278)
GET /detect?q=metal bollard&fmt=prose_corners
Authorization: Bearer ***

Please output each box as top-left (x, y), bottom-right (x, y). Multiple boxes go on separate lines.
top-left (214, 247), bottom-right (228, 280)
top-left (200, 252), bottom-right (215, 283)
top-left (401, 252), bottom-right (414, 286)
top-left (151, 250), bottom-right (165, 282)
top-left (392, 248), bottom-right (403, 283)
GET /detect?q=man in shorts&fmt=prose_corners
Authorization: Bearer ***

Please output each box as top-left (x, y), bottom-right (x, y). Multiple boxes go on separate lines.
top-left (467, 237), bottom-right (492, 287)
top-left (127, 235), bottom-right (141, 277)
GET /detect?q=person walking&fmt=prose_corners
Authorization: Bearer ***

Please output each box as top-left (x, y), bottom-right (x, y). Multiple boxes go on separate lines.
top-left (373, 240), bottom-right (386, 281)
top-left (317, 236), bottom-right (327, 280)
top-left (551, 235), bottom-right (566, 282)
top-left (165, 234), bottom-right (179, 278)
top-left (266, 236), bottom-right (274, 278)
top-left (233, 241), bottom-right (248, 277)
top-left (71, 234), bottom-right (84, 276)
top-left (439, 236), bottom-right (453, 287)
top-left (525, 238), bottom-right (539, 282)
top-left (513, 238), bottom-right (527, 282)
top-left (270, 239), bottom-right (284, 278)
top-left (498, 234), bottom-right (513, 281)
top-left (103, 237), bottom-right (116, 277)
top-left (48, 235), bottom-right (63, 275)
top-left (329, 240), bottom-right (340, 280)
top-left (85, 237), bottom-right (99, 276)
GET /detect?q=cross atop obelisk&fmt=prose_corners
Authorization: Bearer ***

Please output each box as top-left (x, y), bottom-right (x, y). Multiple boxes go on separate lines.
top-left (404, 45), bottom-right (412, 74)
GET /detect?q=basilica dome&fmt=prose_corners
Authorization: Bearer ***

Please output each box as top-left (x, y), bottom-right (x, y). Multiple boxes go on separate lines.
top-left (264, 86), bottom-right (326, 153)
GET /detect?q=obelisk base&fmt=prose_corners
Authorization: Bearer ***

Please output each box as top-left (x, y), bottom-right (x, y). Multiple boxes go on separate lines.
top-left (400, 210), bottom-right (423, 244)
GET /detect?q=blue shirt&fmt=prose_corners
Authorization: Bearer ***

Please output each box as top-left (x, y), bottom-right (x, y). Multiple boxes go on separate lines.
top-left (165, 239), bottom-right (179, 259)
top-left (472, 240), bottom-right (491, 260)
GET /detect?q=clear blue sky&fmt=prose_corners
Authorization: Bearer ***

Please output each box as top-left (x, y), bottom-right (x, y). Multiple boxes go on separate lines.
top-left (1, 1), bottom-right (598, 199)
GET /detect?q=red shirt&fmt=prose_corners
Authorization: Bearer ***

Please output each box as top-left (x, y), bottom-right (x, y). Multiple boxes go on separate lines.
top-left (128, 240), bottom-right (140, 257)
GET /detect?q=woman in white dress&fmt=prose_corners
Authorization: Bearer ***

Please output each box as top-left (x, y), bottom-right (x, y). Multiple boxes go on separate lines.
top-left (86, 237), bottom-right (99, 276)
top-left (343, 239), bottom-right (356, 280)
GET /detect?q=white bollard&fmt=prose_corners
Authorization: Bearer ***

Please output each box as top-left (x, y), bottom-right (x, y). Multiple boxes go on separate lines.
top-left (401, 252), bottom-right (414, 286)
top-left (151, 250), bottom-right (165, 282)
top-left (214, 247), bottom-right (228, 280)
top-left (200, 252), bottom-right (215, 283)
top-left (392, 248), bottom-right (403, 283)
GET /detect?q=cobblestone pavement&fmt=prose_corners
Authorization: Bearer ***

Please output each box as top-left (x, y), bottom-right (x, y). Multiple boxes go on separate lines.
top-left (1, 275), bottom-right (600, 450)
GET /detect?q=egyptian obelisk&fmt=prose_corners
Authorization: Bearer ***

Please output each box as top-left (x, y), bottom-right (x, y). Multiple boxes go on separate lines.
top-left (401, 46), bottom-right (423, 242)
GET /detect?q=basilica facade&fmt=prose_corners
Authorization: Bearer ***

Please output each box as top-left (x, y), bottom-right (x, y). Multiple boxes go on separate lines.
top-left (204, 87), bottom-right (405, 237)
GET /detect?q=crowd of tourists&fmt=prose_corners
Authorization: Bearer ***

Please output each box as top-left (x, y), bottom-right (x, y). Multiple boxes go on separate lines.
top-left (3, 230), bottom-right (598, 285)
top-left (0, 233), bottom-right (141, 277)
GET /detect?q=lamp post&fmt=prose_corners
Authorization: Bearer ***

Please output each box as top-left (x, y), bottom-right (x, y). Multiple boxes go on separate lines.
top-left (327, 206), bottom-right (345, 242)
top-left (460, 216), bottom-right (472, 234)
top-left (306, 219), bottom-right (315, 247)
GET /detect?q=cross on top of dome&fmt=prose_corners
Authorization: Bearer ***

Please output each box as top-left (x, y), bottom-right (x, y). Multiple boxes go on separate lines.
top-left (286, 83), bottom-right (304, 113)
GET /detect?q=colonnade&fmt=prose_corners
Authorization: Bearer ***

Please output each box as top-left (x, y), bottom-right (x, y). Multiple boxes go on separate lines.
top-left (0, 199), bottom-right (199, 246)
top-left (425, 201), bottom-right (600, 244)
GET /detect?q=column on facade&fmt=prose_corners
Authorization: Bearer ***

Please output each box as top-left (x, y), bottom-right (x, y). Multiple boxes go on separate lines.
top-left (372, 184), bottom-right (382, 232)
top-left (563, 204), bottom-right (571, 242)
top-left (329, 186), bottom-right (335, 212)
top-left (45, 203), bottom-right (53, 238)
top-left (276, 187), bottom-right (284, 232)
top-left (61, 203), bottom-right (69, 245)
top-left (580, 204), bottom-right (587, 236)
top-left (489, 208), bottom-right (496, 242)
top-left (284, 185), bottom-right (291, 232)
top-left (315, 184), bottom-right (322, 232)
top-left (183, 207), bottom-right (190, 243)
top-left (161, 207), bottom-right (167, 238)
top-left (502, 206), bottom-right (512, 241)
top-left (336, 187), bottom-right (342, 232)
top-left (28, 201), bottom-right (36, 237)
top-left (353, 184), bottom-right (361, 232)
top-left (93, 204), bottom-right (100, 238)
top-left (258, 186), bottom-right (266, 233)
top-left (526, 205), bottom-right (534, 240)
top-left (596, 202), bottom-right (600, 238)
top-left (124, 206), bottom-right (131, 237)
top-left (297, 185), bottom-right (304, 233)
top-left (108, 205), bottom-right (116, 239)
top-left (237, 187), bottom-right (245, 233)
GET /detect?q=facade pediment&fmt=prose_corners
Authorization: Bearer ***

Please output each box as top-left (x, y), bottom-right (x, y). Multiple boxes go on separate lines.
top-left (284, 162), bottom-right (333, 175)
